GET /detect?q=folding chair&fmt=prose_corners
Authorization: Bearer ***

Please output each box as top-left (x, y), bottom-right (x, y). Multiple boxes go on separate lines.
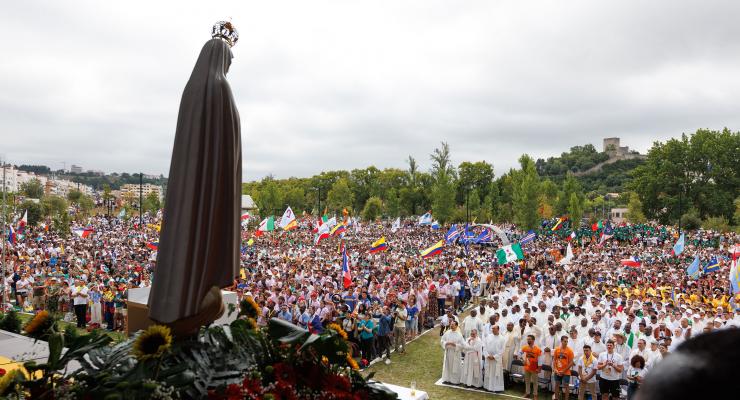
top-left (510, 359), bottom-right (525, 383)
top-left (568, 369), bottom-right (580, 397)
top-left (538, 364), bottom-right (553, 392)
top-left (619, 378), bottom-right (629, 399)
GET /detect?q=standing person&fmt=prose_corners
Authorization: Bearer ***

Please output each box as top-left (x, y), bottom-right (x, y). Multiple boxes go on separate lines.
top-left (482, 325), bottom-right (505, 393)
top-left (596, 339), bottom-right (624, 400)
top-left (357, 313), bottom-right (375, 364)
top-left (552, 335), bottom-right (575, 400)
top-left (70, 279), bottom-right (89, 328)
top-left (377, 306), bottom-right (393, 364)
top-left (460, 329), bottom-right (483, 388)
top-left (441, 320), bottom-right (464, 385)
top-left (626, 355), bottom-right (646, 400)
top-left (393, 300), bottom-right (408, 354)
top-left (502, 321), bottom-right (521, 372)
top-left (89, 283), bottom-right (103, 327)
top-left (519, 334), bottom-right (542, 400)
top-left (577, 344), bottom-right (598, 400)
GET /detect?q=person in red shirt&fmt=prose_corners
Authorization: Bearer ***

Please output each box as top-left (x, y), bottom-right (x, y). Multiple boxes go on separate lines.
top-left (519, 334), bottom-right (542, 399)
top-left (552, 335), bottom-right (575, 400)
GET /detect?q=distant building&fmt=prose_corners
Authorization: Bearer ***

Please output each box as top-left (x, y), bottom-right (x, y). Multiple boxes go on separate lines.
top-left (603, 137), bottom-right (632, 158)
top-left (70, 164), bottom-right (83, 174)
top-left (120, 183), bottom-right (163, 201)
top-left (610, 207), bottom-right (629, 224)
top-left (241, 195), bottom-right (257, 213)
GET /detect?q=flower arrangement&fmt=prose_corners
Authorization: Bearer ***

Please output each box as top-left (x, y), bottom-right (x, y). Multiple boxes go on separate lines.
top-left (0, 305), bottom-right (398, 399)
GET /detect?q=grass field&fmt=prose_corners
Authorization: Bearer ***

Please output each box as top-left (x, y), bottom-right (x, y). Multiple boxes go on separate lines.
top-left (14, 312), bottom-right (128, 342)
top-left (365, 323), bottom-right (529, 399)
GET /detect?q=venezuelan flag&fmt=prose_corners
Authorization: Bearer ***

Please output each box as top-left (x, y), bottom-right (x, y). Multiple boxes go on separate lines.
top-left (146, 242), bottom-right (159, 250)
top-left (370, 237), bottom-right (388, 253)
top-left (420, 240), bottom-right (444, 259)
top-left (551, 217), bottom-right (566, 231)
top-left (330, 223), bottom-right (346, 236)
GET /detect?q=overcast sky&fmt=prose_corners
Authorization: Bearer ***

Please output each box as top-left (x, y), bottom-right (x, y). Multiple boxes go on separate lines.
top-left (2, 1), bottom-right (739, 181)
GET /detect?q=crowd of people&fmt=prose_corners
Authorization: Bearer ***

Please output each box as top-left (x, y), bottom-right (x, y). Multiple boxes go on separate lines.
top-left (2, 211), bottom-right (739, 398)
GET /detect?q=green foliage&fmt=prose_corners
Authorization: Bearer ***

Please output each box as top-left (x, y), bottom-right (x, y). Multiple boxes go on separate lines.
top-left (734, 197), bottom-right (740, 225)
top-left (431, 172), bottom-right (456, 223)
top-left (681, 208), bottom-right (702, 230)
top-left (626, 192), bottom-right (647, 223)
top-left (254, 177), bottom-right (284, 215)
top-left (631, 128), bottom-right (739, 224)
top-left (702, 216), bottom-right (731, 232)
top-left (19, 200), bottom-right (43, 226)
top-left (457, 161), bottom-right (494, 203)
top-left (0, 310), bottom-right (22, 333)
top-left (327, 177), bottom-right (354, 215)
top-left (512, 155), bottom-right (540, 230)
top-left (142, 191), bottom-right (161, 213)
top-left (384, 188), bottom-right (400, 218)
top-left (20, 178), bottom-right (45, 198)
top-left (536, 144), bottom-right (610, 177)
top-left (362, 196), bottom-right (384, 221)
top-left (17, 164), bottom-right (51, 175)
top-left (568, 192), bottom-right (585, 228)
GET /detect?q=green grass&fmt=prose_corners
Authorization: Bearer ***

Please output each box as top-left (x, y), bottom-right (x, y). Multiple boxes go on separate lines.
top-left (365, 324), bottom-right (528, 399)
top-left (13, 312), bottom-right (128, 343)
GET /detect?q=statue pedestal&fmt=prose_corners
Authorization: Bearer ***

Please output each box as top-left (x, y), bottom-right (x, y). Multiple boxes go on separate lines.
top-left (127, 287), bottom-right (238, 336)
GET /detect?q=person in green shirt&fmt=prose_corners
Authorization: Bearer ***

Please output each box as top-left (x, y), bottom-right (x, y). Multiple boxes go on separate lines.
top-left (357, 313), bottom-right (375, 364)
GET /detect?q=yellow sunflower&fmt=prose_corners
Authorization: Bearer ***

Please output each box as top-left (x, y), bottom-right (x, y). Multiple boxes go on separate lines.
top-left (346, 354), bottom-right (359, 370)
top-left (327, 323), bottom-right (348, 340)
top-left (132, 325), bottom-right (173, 361)
top-left (0, 369), bottom-right (21, 395)
top-left (241, 296), bottom-right (261, 319)
top-left (23, 311), bottom-right (51, 335)
top-left (245, 317), bottom-right (258, 331)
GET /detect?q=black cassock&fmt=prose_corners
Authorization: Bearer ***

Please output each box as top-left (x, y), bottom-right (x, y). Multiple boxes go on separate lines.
top-left (148, 39), bottom-right (241, 323)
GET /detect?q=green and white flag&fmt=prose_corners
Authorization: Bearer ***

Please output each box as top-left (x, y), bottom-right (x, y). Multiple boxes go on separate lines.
top-left (496, 243), bottom-right (524, 264)
top-left (258, 216), bottom-right (276, 232)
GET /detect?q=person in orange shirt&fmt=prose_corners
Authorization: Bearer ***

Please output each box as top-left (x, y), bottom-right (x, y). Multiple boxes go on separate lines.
top-left (519, 334), bottom-right (542, 399)
top-left (552, 335), bottom-right (575, 400)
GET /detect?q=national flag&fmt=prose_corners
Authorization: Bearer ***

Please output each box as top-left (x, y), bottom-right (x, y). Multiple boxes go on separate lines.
top-left (330, 223), bottom-right (346, 236)
top-left (342, 245), bottom-right (352, 288)
top-left (626, 332), bottom-right (635, 348)
top-left (391, 217), bottom-right (401, 233)
top-left (730, 258), bottom-right (740, 294)
top-left (279, 207), bottom-right (297, 230)
top-left (730, 245), bottom-right (740, 260)
top-left (430, 220), bottom-right (441, 230)
top-left (686, 254), bottom-right (701, 279)
top-left (418, 211), bottom-right (432, 226)
top-left (445, 224), bottom-right (462, 244)
top-left (18, 210), bottom-right (27, 230)
top-left (325, 217), bottom-right (337, 228)
top-left (241, 212), bottom-right (250, 221)
top-left (7, 226), bottom-right (15, 244)
top-left (591, 220), bottom-right (603, 232)
top-left (620, 256), bottom-right (642, 267)
top-left (73, 228), bottom-right (94, 238)
top-left (567, 231), bottom-right (576, 241)
top-left (420, 240), bottom-right (444, 259)
top-left (496, 243), bottom-right (524, 264)
top-left (598, 222), bottom-right (614, 246)
top-left (475, 228), bottom-right (493, 244)
top-left (314, 222), bottom-right (331, 245)
top-left (370, 237), bottom-right (388, 253)
top-left (551, 217), bottom-right (566, 231)
top-left (255, 216), bottom-right (276, 237)
top-left (146, 242), bottom-right (159, 251)
top-left (558, 243), bottom-right (574, 265)
top-left (704, 256), bottom-right (720, 274)
top-left (673, 233), bottom-right (685, 256)
top-left (519, 230), bottom-right (537, 246)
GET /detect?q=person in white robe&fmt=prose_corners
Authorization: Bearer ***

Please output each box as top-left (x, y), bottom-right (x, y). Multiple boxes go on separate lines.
top-left (502, 321), bottom-right (522, 371)
top-left (483, 325), bottom-right (505, 392)
top-left (461, 329), bottom-right (484, 387)
top-left (441, 320), bottom-right (465, 384)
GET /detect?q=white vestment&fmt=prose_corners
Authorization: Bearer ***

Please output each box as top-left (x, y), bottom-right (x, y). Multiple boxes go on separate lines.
top-left (461, 336), bottom-right (484, 387)
top-left (483, 333), bottom-right (505, 391)
top-left (502, 328), bottom-right (522, 371)
top-left (441, 329), bottom-right (465, 384)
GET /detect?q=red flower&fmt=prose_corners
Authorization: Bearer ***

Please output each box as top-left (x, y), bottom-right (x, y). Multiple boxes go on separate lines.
top-left (0, 368), bottom-right (5, 377)
top-left (325, 374), bottom-right (351, 392)
top-left (272, 362), bottom-right (296, 386)
top-left (268, 381), bottom-right (298, 400)
top-left (242, 376), bottom-right (262, 394)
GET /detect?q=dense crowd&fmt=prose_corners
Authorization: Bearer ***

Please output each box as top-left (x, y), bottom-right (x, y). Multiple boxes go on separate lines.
top-left (2, 212), bottom-right (739, 398)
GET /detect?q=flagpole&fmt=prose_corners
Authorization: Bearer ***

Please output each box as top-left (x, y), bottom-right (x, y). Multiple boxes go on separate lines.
top-left (1, 161), bottom-right (6, 311)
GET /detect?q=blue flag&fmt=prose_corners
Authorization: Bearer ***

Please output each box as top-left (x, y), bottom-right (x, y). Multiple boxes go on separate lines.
top-left (520, 230), bottom-right (537, 246)
top-left (704, 256), bottom-right (720, 273)
top-left (686, 254), bottom-right (701, 279)
top-left (673, 233), bottom-right (685, 256)
top-left (445, 224), bottom-right (461, 244)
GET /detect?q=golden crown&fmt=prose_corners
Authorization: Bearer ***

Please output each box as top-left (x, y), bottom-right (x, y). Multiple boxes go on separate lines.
top-left (211, 21), bottom-right (239, 47)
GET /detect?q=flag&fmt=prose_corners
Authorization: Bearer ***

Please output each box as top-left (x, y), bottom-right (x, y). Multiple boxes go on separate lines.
top-left (146, 242), bottom-right (159, 251)
top-left (626, 331), bottom-right (635, 348)
top-left (730, 258), bottom-right (740, 294)
top-left (567, 231), bottom-right (576, 241)
top-left (325, 217), bottom-right (337, 228)
top-left (255, 216), bottom-right (276, 236)
top-left (314, 222), bottom-right (331, 244)
top-left (551, 217), bottom-right (566, 231)
top-left (730, 245), bottom-right (740, 260)
top-left (246, 238), bottom-right (254, 246)
top-left (420, 240), bottom-right (444, 258)
top-left (7, 226), bottom-right (15, 244)
top-left (342, 245), bottom-right (352, 288)
top-left (704, 256), bottom-right (720, 274)
top-left (475, 228), bottom-right (493, 244)
top-left (673, 233), bottom-right (685, 256)
top-left (418, 211), bottom-right (432, 226)
top-left (370, 237), bottom-right (388, 253)
top-left (620, 256), bottom-right (642, 267)
top-left (591, 220), bottom-right (602, 231)
top-left (430, 220), bottom-right (441, 230)
top-left (330, 223), bottom-right (346, 236)
top-left (558, 243), bottom-right (574, 265)
top-left (520, 230), bottom-right (537, 246)
top-left (73, 228), bottom-right (94, 238)
top-left (18, 210), bottom-right (27, 230)
top-left (279, 207), bottom-right (297, 230)
top-left (241, 212), bottom-right (250, 221)
top-left (391, 217), bottom-right (401, 233)
top-left (598, 222), bottom-right (614, 246)
top-left (686, 254), bottom-right (701, 279)
top-left (60, 244), bottom-right (65, 255)
top-left (496, 243), bottom-right (524, 264)
top-left (445, 224), bottom-right (461, 244)
top-left (118, 208), bottom-right (126, 218)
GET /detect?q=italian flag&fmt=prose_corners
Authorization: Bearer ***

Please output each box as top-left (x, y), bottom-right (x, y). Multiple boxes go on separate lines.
top-left (255, 216), bottom-right (275, 237)
top-left (496, 243), bottom-right (524, 264)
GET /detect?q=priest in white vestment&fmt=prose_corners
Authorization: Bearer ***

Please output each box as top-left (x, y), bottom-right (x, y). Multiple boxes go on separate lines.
top-left (502, 321), bottom-right (521, 371)
top-left (461, 328), bottom-right (484, 387)
top-left (441, 320), bottom-right (465, 384)
top-left (483, 325), bottom-right (505, 392)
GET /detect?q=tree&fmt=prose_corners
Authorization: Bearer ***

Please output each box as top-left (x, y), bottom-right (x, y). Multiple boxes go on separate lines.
top-left (19, 200), bottom-right (42, 227)
top-left (512, 155), bottom-right (540, 230)
top-left (702, 216), bottom-right (730, 232)
top-left (457, 161), bottom-right (494, 202)
top-left (430, 143), bottom-right (457, 223)
top-left (430, 142), bottom-right (455, 178)
top-left (362, 196), bottom-right (383, 221)
top-left (254, 178), bottom-right (283, 216)
top-left (384, 188), bottom-right (400, 218)
top-left (568, 192), bottom-right (585, 228)
top-left (143, 192), bottom-right (161, 213)
top-left (20, 178), bottom-right (44, 198)
top-left (67, 189), bottom-right (83, 204)
top-left (78, 195), bottom-right (95, 217)
top-left (326, 178), bottom-right (354, 216)
top-left (626, 192), bottom-right (647, 223)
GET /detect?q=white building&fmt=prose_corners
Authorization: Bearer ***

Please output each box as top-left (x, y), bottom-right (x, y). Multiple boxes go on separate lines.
top-left (70, 164), bottom-right (83, 174)
top-left (121, 183), bottom-right (163, 200)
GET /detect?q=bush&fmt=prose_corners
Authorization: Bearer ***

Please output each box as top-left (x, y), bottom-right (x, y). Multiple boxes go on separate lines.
top-left (702, 216), bottom-right (731, 232)
top-left (0, 310), bottom-right (22, 333)
top-left (362, 196), bottom-right (383, 221)
top-left (681, 209), bottom-right (702, 230)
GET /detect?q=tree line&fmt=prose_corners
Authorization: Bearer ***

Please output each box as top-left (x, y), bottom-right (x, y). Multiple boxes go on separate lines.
top-left (243, 129), bottom-right (739, 231)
